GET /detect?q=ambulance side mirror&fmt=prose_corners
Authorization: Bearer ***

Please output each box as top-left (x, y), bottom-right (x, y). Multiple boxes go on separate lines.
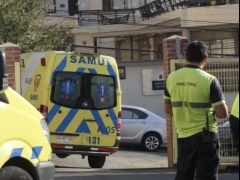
top-left (0, 51), bottom-right (8, 91)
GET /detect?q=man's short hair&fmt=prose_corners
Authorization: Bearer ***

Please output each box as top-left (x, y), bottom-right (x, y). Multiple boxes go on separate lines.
top-left (186, 41), bottom-right (208, 63)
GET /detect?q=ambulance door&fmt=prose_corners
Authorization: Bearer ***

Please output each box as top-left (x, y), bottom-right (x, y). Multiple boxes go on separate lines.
top-left (82, 56), bottom-right (118, 147)
top-left (47, 54), bottom-right (86, 146)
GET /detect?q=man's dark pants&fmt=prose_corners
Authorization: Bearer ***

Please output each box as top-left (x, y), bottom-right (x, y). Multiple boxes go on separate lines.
top-left (175, 133), bottom-right (220, 180)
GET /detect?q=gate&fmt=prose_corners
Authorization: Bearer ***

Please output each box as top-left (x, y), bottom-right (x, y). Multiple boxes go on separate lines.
top-left (170, 58), bottom-right (239, 164)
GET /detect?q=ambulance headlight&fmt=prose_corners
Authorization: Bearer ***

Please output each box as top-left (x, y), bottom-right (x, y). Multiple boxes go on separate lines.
top-left (40, 119), bottom-right (50, 143)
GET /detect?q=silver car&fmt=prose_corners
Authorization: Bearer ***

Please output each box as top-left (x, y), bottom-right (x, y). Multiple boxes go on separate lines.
top-left (120, 105), bottom-right (167, 152)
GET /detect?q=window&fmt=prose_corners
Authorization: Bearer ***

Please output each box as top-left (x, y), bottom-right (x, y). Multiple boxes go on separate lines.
top-left (51, 72), bottom-right (82, 108)
top-left (140, 46), bottom-right (150, 60)
top-left (122, 108), bottom-right (148, 119)
top-left (155, 44), bottom-right (163, 60)
top-left (51, 72), bottom-right (117, 110)
top-left (90, 76), bottom-right (116, 109)
top-left (202, 39), bottom-right (236, 58)
top-left (119, 67), bottom-right (126, 79)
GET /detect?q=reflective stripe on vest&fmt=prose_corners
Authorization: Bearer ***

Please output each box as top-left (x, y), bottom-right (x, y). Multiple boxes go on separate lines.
top-left (172, 101), bottom-right (212, 108)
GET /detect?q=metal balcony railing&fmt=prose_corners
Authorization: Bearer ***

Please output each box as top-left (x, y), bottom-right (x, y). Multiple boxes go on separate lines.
top-left (46, 0), bottom-right (239, 25)
top-left (78, 9), bottom-right (137, 26)
top-left (138, 0), bottom-right (239, 20)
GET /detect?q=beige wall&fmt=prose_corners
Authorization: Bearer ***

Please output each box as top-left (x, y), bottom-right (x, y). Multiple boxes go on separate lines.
top-left (97, 38), bottom-right (116, 57)
top-left (192, 30), bottom-right (239, 55)
top-left (72, 29), bottom-right (238, 60)
top-left (89, 0), bottom-right (103, 10)
top-left (71, 3), bottom-right (239, 60)
top-left (73, 33), bottom-right (116, 57)
top-left (117, 32), bottom-right (182, 61)
top-left (192, 30), bottom-right (238, 40)
top-left (181, 4), bottom-right (239, 27)
top-left (119, 39), bottom-right (134, 61)
top-left (73, 33), bottom-right (94, 53)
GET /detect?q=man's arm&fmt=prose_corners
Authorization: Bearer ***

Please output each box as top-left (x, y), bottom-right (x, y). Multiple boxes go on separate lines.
top-left (164, 80), bottom-right (173, 116)
top-left (210, 78), bottom-right (228, 118)
top-left (214, 104), bottom-right (228, 119)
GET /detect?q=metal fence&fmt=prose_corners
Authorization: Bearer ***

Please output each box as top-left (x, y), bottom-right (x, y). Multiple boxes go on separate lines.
top-left (170, 58), bottom-right (239, 164)
top-left (70, 45), bottom-right (238, 62)
top-left (71, 45), bottom-right (163, 61)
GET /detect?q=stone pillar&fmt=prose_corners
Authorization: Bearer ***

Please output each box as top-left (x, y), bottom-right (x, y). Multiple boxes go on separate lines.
top-left (163, 35), bottom-right (189, 168)
top-left (0, 43), bottom-right (21, 91)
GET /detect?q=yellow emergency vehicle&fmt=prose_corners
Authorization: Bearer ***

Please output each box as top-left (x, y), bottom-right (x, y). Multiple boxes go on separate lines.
top-left (20, 51), bottom-right (122, 168)
top-left (0, 51), bottom-right (55, 180)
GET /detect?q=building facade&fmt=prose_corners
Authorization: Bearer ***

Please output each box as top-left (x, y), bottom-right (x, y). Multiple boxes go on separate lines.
top-left (46, 0), bottom-right (239, 117)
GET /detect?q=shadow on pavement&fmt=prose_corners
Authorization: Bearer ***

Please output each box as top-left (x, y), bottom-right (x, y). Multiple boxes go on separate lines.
top-left (119, 144), bottom-right (167, 153)
top-left (55, 170), bottom-right (239, 180)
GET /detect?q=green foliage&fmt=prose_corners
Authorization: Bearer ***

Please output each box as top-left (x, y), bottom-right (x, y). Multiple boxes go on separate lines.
top-left (0, 0), bottom-right (71, 52)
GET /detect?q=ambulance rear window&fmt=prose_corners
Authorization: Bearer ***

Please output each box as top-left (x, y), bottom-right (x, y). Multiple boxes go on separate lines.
top-left (89, 75), bottom-right (116, 109)
top-left (51, 72), bottom-right (82, 108)
top-left (51, 72), bottom-right (117, 110)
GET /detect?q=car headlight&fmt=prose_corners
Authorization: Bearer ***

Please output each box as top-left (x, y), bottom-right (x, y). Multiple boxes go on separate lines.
top-left (40, 119), bottom-right (50, 143)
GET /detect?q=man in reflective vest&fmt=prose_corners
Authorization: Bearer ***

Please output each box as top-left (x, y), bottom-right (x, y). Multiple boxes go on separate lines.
top-left (164, 41), bottom-right (228, 180)
top-left (229, 93), bottom-right (239, 153)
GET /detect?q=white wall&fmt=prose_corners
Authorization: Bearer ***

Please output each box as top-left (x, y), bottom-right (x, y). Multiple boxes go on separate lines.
top-left (120, 64), bottom-right (165, 118)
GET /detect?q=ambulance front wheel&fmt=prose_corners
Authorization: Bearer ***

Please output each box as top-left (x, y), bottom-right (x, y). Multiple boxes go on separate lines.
top-left (0, 166), bottom-right (33, 180)
top-left (88, 156), bottom-right (106, 168)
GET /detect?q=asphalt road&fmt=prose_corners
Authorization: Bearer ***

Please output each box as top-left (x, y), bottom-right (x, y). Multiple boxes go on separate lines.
top-left (54, 169), bottom-right (239, 180)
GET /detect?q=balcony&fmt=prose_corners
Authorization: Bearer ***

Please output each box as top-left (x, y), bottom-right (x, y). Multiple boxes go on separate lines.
top-left (78, 9), bottom-right (139, 26)
top-left (138, 0), bottom-right (239, 20)
top-left (46, 0), bottom-right (238, 27)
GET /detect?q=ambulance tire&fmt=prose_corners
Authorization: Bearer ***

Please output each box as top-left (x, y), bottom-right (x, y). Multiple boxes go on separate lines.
top-left (56, 154), bottom-right (69, 159)
top-left (88, 156), bottom-right (106, 168)
top-left (0, 166), bottom-right (33, 180)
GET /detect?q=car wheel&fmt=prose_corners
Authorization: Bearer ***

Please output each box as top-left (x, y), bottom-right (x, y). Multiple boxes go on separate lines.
top-left (0, 166), bottom-right (33, 180)
top-left (141, 133), bottom-right (162, 152)
top-left (88, 156), bottom-right (106, 168)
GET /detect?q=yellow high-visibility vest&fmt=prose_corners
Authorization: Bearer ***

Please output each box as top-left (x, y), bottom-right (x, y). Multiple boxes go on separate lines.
top-left (164, 66), bottom-right (219, 138)
top-left (231, 93), bottom-right (239, 119)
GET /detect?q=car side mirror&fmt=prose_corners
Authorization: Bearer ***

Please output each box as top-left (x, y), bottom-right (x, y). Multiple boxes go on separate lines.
top-left (0, 51), bottom-right (8, 91)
